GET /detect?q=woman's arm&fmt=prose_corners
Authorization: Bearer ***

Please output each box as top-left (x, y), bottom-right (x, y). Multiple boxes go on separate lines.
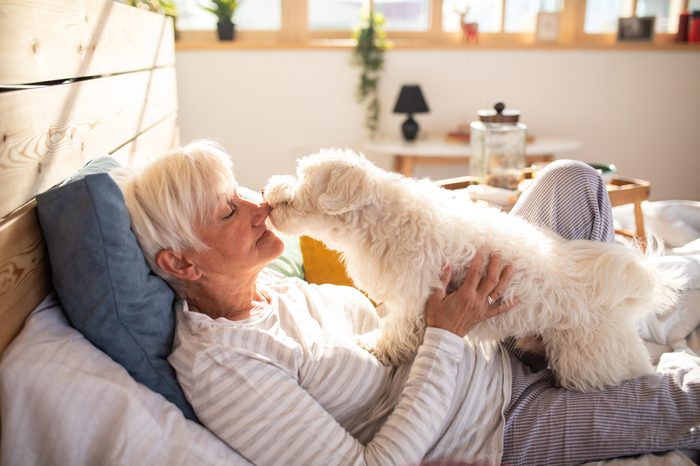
top-left (191, 329), bottom-right (464, 466)
top-left (190, 253), bottom-right (516, 465)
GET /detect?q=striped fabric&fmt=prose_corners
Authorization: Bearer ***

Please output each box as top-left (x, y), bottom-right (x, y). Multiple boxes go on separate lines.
top-left (169, 272), bottom-right (510, 466)
top-left (502, 160), bottom-right (700, 465)
top-left (511, 159), bottom-right (615, 243)
top-left (502, 356), bottom-right (700, 465)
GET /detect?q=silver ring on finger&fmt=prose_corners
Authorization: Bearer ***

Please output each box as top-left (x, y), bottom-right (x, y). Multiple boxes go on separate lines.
top-left (487, 295), bottom-right (495, 306)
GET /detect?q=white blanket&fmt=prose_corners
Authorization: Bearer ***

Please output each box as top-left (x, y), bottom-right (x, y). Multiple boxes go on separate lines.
top-left (0, 293), bottom-right (251, 466)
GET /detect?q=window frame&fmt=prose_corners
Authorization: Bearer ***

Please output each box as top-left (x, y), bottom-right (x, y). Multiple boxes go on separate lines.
top-left (174, 0), bottom-right (700, 49)
top-left (572, 0), bottom-right (684, 45)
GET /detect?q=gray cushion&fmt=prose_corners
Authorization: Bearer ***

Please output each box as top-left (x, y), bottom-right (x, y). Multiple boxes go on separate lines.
top-left (36, 171), bottom-right (198, 422)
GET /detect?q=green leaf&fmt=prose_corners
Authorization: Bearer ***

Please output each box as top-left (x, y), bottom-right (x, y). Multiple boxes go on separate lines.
top-left (350, 10), bottom-right (388, 138)
top-left (198, 0), bottom-right (241, 22)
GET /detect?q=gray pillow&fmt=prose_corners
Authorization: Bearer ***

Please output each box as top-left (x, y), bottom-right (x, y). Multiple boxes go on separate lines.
top-left (36, 171), bottom-right (198, 422)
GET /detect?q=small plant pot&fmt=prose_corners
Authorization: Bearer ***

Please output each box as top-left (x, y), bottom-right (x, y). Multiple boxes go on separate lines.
top-left (217, 21), bottom-right (235, 41)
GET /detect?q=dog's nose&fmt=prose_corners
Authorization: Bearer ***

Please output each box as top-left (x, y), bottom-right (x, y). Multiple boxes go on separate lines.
top-left (261, 185), bottom-right (275, 207)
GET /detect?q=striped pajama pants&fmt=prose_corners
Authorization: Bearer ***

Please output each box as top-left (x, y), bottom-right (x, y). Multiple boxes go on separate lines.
top-left (499, 160), bottom-right (700, 466)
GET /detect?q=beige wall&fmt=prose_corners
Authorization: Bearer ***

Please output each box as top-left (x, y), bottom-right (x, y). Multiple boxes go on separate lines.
top-left (176, 49), bottom-right (700, 201)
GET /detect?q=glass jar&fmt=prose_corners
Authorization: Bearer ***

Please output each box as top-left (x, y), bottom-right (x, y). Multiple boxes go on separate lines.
top-left (469, 102), bottom-right (527, 190)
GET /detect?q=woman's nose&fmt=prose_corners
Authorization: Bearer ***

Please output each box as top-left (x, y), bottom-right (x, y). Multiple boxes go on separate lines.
top-left (254, 202), bottom-right (271, 223)
top-left (238, 196), bottom-right (270, 219)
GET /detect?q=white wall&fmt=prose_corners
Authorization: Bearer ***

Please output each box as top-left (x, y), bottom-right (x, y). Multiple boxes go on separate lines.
top-left (176, 49), bottom-right (700, 201)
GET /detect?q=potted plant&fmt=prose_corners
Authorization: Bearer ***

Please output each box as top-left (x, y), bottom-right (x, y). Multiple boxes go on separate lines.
top-left (351, 11), bottom-right (388, 138)
top-left (199, 0), bottom-right (242, 41)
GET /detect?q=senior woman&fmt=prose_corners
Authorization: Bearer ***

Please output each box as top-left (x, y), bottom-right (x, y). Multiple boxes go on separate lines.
top-left (122, 140), bottom-right (699, 466)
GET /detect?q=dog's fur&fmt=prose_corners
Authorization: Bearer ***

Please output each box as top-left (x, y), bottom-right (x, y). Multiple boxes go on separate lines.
top-left (264, 149), bottom-right (685, 391)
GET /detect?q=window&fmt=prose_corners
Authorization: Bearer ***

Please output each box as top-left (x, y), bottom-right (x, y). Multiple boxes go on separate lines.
top-left (442, 0), bottom-right (502, 33)
top-left (583, 0), bottom-right (690, 34)
top-left (636, 0), bottom-right (685, 32)
top-left (584, 0), bottom-right (630, 33)
top-left (504, 0), bottom-right (562, 33)
top-left (375, 0), bottom-right (430, 31)
top-left (308, 0), bottom-right (363, 30)
top-left (174, 0), bottom-right (280, 30)
top-left (308, 0), bottom-right (429, 31)
top-left (441, 0), bottom-right (563, 33)
top-left (174, 0), bottom-right (699, 47)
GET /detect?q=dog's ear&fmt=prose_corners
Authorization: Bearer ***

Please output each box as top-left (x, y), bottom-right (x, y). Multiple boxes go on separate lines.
top-left (317, 162), bottom-right (376, 215)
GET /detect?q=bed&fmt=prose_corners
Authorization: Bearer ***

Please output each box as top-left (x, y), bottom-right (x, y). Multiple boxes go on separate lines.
top-left (1, 1), bottom-right (699, 465)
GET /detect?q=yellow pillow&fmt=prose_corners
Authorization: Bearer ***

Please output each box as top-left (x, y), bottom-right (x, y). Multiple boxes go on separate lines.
top-left (299, 236), bottom-right (355, 287)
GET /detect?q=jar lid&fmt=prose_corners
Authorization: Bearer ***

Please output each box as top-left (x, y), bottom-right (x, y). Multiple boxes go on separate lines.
top-left (478, 102), bottom-right (521, 123)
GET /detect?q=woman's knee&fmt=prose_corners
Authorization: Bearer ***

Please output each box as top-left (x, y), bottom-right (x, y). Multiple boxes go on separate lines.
top-left (537, 159), bottom-right (602, 187)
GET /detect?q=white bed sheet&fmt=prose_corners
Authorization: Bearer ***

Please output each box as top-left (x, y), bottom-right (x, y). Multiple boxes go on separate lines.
top-left (0, 293), bottom-right (251, 466)
top-left (614, 201), bottom-right (700, 365)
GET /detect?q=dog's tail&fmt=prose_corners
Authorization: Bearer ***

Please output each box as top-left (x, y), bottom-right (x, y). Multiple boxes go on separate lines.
top-left (564, 237), bottom-right (687, 318)
top-left (639, 235), bottom-right (688, 315)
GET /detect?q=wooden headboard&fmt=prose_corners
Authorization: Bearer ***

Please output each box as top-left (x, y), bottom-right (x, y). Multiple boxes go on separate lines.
top-left (0, 0), bottom-right (179, 355)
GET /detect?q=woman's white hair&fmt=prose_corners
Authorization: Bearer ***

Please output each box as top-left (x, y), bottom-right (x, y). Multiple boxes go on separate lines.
top-left (122, 140), bottom-right (237, 282)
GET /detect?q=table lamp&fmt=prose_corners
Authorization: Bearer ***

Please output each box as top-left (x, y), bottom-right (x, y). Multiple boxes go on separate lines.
top-left (393, 85), bottom-right (429, 141)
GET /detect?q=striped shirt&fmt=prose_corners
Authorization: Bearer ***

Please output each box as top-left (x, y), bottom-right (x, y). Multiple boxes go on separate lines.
top-left (169, 270), bottom-right (511, 466)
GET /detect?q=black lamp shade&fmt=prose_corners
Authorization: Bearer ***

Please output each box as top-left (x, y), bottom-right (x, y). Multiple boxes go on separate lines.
top-left (394, 85), bottom-right (429, 141)
top-left (393, 85), bottom-right (429, 114)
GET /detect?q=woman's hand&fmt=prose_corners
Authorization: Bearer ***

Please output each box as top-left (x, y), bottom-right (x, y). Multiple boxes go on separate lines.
top-left (425, 252), bottom-right (518, 337)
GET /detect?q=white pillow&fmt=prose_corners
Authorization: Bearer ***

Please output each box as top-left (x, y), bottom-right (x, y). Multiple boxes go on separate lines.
top-left (613, 200), bottom-right (700, 248)
top-left (636, 253), bottom-right (700, 350)
top-left (0, 293), bottom-right (251, 466)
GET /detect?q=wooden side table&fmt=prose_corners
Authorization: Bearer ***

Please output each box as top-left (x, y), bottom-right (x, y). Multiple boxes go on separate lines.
top-left (437, 174), bottom-right (651, 243)
top-left (606, 176), bottom-right (651, 242)
top-left (365, 136), bottom-right (583, 177)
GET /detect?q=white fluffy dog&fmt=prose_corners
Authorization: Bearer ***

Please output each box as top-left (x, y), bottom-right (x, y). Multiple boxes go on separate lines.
top-left (264, 149), bottom-right (684, 391)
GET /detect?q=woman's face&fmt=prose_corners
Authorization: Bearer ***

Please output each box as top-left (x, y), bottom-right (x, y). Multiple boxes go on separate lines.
top-left (189, 188), bottom-right (284, 280)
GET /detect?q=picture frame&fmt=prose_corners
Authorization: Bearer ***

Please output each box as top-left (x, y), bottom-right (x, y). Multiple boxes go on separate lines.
top-left (535, 12), bottom-right (560, 43)
top-left (617, 16), bottom-right (655, 42)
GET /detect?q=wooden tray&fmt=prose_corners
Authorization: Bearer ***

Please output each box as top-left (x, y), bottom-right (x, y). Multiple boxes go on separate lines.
top-left (437, 174), bottom-right (651, 243)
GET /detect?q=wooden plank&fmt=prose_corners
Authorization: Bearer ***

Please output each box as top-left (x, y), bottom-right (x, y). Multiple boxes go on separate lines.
top-left (607, 177), bottom-right (651, 207)
top-left (0, 0), bottom-right (174, 85)
top-left (607, 176), bottom-right (651, 246)
top-left (0, 66), bottom-right (178, 219)
top-left (436, 175), bottom-right (479, 190)
top-left (0, 200), bottom-right (50, 355)
top-left (0, 114), bottom-right (179, 356)
top-left (111, 114), bottom-right (180, 169)
top-left (435, 154), bottom-right (555, 189)
top-left (394, 154), bottom-right (554, 177)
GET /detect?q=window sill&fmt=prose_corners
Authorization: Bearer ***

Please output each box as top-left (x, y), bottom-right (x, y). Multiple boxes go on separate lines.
top-left (175, 37), bottom-right (700, 51)
top-left (175, 38), bottom-right (357, 50)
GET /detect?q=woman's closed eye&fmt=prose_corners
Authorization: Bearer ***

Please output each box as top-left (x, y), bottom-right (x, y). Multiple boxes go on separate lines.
top-left (223, 201), bottom-right (237, 219)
